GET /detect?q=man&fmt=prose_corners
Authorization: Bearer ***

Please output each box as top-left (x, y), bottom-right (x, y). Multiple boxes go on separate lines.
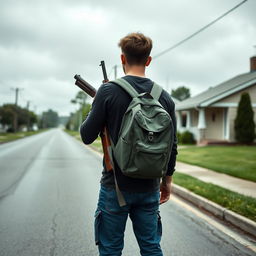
top-left (80, 32), bottom-right (177, 256)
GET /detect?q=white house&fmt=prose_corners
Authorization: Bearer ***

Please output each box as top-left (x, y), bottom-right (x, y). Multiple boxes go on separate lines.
top-left (175, 55), bottom-right (256, 144)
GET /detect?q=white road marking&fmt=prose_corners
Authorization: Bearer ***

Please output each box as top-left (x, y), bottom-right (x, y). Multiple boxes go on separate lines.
top-left (171, 196), bottom-right (256, 253)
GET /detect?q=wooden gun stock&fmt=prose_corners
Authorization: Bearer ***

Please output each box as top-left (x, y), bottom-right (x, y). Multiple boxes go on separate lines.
top-left (74, 73), bottom-right (113, 172)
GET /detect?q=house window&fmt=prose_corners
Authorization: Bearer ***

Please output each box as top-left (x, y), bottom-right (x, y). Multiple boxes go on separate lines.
top-left (212, 113), bottom-right (216, 122)
top-left (182, 113), bottom-right (187, 127)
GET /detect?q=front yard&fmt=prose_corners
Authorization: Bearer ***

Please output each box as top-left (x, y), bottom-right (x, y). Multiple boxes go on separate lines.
top-left (0, 129), bottom-right (48, 143)
top-left (173, 172), bottom-right (256, 222)
top-left (177, 145), bottom-right (256, 182)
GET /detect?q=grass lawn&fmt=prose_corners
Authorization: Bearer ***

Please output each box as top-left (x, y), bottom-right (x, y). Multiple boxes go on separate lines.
top-left (90, 137), bottom-right (103, 153)
top-left (173, 172), bottom-right (256, 222)
top-left (177, 145), bottom-right (256, 182)
top-left (65, 130), bottom-right (103, 153)
top-left (65, 129), bottom-right (82, 141)
top-left (0, 129), bottom-right (47, 143)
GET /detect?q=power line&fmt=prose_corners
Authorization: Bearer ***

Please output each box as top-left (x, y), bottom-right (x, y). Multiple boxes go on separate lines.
top-left (153, 0), bottom-right (248, 59)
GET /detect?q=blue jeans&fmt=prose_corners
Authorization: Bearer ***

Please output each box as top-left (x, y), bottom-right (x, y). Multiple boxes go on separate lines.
top-left (94, 185), bottom-right (163, 256)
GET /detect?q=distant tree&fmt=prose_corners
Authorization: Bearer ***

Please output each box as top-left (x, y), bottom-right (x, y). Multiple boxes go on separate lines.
top-left (71, 91), bottom-right (87, 107)
top-left (66, 103), bottom-right (91, 131)
top-left (82, 103), bottom-right (91, 117)
top-left (171, 86), bottom-right (191, 101)
top-left (0, 104), bottom-right (37, 132)
top-left (0, 104), bottom-right (15, 126)
top-left (235, 92), bottom-right (255, 143)
top-left (40, 109), bottom-right (59, 128)
top-left (69, 91), bottom-right (89, 131)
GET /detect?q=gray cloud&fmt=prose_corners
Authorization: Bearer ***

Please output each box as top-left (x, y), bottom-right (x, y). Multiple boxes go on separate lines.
top-left (0, 0), bottom-right (255, 115)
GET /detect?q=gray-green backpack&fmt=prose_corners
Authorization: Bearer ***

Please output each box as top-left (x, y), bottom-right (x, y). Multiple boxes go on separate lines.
top-left (111, 78), bottom-right (174, 179)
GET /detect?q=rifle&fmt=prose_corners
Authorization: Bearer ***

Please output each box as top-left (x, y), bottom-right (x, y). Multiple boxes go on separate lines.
top-left (74, 61), bottom-right (113, 171)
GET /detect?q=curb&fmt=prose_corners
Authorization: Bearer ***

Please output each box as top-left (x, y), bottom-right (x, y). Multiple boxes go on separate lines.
top-left (172, 184), bottom-right (256, 237)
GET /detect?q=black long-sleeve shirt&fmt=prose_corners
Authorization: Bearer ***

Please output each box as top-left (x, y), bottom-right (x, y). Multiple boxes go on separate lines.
top-left (80, 75), bottom-right (177, 192)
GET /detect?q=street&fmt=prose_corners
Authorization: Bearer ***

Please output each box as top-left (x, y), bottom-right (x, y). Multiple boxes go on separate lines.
top-left (0, 129), bottom-right (255, 256)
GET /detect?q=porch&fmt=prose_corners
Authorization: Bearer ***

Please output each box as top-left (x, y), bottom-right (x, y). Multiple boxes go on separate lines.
top-left (176, 107), bottom-right (230, 143)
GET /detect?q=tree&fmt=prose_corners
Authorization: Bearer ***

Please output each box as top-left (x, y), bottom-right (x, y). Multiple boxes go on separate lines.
top-left (66, 103), bottom-right (91, 131)
top-left (71, 91), bottom-right (87, 107)
top-left (40, 109), bottom-right (59, 128)
top-left (235, 92), bottom-right (255, 143)
top-left (171, 86), bottom-right (191, 101)
top-left (69, 91), bottom-right (89, 130)
top-left (0, 104), bottom-right (38, 132)
top-left (0, 104), bottom-right (15, 126)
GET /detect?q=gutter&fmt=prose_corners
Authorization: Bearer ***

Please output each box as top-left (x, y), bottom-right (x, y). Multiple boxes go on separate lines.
top-left (172, 184), bottom-right (256, 238)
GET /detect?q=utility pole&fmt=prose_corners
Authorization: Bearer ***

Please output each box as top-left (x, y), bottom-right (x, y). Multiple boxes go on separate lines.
top-left (11, 87), bottom-right (23, 106)
top-left (10, 87), bottom-right (23, 132)
top-left (15, 88), bottom-right (19, 105)
top-left (26, 100), bottom-right (30, 110)
top-left (114, 65), bottom-right (118, 79)
top-left (27, 101), bottom-right (30, 131)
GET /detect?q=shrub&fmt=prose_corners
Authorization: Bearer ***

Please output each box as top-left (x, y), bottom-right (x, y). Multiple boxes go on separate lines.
top-left (235, 93), bottom-right (255, 143)
top-left (177, 131), bottom-right (182, 144)
top-left (178, 130), bottom-right (196, 144)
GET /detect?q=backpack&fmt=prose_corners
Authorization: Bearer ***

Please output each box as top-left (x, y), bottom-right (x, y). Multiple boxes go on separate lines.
top-left (111, 78), bottom-right (174, 179)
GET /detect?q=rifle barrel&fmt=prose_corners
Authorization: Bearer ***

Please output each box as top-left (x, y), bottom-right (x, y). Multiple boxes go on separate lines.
top-left (74, 74), bottom-right (96, 97)
top-left (100, 61), bottom-right (108, 82)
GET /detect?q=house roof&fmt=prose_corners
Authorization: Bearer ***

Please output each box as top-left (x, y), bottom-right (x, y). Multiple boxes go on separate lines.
top-left (176, 71), bottom-right (256, 111)
top-left (171, 96), bottom-right (180, 104)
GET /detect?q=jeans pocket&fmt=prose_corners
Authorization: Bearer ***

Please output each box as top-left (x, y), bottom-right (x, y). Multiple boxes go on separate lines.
top-left (157, 211), bottom-right (162, 236)
top-left (94, 209), bottom-right (102, 245)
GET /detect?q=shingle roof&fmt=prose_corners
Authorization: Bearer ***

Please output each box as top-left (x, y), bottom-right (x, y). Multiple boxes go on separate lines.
top-left (171, 96), bottom-right (180, 104)
top-left (176, 71), bottom-right (256, 111)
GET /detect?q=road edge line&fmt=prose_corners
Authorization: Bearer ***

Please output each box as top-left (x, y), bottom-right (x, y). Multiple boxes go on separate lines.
top-left (172, 184), bottom-right (256, 238)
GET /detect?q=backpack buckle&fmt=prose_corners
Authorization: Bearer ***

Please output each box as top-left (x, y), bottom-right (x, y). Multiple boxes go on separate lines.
top-left (148, 132), bottom-right (154, 142)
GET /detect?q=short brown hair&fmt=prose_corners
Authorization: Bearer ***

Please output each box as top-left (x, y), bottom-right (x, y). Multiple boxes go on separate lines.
top-left (118, 32), bottom-right (153, 65)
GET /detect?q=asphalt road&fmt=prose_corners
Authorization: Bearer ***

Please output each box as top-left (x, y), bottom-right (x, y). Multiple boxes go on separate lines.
top-left (0, 129), bottom-right (255, 256)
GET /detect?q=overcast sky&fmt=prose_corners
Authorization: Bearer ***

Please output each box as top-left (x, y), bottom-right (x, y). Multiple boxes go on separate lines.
top-left (0, 0), bottom-right (255, 116)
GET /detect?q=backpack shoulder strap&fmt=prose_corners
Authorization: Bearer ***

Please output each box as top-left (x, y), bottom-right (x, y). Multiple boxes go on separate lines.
top-left (150, 82), bottom-right (163, 101)
top-left (111, 78), bottom-right (139, 98)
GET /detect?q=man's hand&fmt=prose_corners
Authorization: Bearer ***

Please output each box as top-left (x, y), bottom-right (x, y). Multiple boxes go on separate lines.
top-left (160, 176), bottom-right (172, 204)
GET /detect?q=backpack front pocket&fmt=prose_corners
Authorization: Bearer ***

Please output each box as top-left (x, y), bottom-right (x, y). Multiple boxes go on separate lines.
top-left (133, 142), bottom-right (168, 179)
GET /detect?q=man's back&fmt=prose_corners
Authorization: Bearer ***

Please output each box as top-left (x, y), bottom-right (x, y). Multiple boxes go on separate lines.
top-left (80, 75), bottom-right (177, 193)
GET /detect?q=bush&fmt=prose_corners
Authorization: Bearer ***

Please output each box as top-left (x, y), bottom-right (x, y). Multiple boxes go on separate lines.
top-left (177, 131), bottom-right (182, 144)
top-left (179, 130), bottom-right (196, 144)
top-left (235, 93), bottom-right (255, 143)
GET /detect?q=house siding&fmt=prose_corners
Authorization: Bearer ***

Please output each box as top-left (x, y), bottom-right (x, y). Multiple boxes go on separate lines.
top-left (191, 109), bottom-right (198, 127)
top-left (215, 84), bottom-right (256, 142)
top-left (205, 108), bottom-right (224, 140)
top-left (217, 83), bottom-right (256, 104)
top-left (228, 107), bottom-right (237, 142)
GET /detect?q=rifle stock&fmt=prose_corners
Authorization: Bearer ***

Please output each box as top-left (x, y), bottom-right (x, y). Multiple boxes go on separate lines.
top-left (74, 72), bottom-right (113, 172)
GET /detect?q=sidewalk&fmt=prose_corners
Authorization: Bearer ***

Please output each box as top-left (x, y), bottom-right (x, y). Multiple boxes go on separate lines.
top-left (176, 162), bottom-right (256, 198)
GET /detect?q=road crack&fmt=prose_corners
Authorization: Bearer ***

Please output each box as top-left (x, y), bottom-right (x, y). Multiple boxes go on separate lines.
top-left (50, 213), bottom-right (58, 256)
